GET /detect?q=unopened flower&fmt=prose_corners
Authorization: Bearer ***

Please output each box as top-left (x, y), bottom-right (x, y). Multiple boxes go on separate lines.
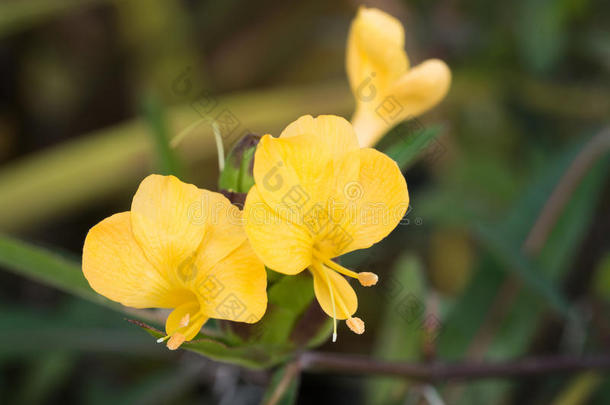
top-left (82, 174), bottom-right (267, 350)
top-left (244, 115), bottom-right (409, 340)
top-left (347, 7), bottom-right (451, 147)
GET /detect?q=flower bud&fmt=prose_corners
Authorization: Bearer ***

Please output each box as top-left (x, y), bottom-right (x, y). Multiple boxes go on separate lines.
top-left (219, 133), bottom-right (261, 193)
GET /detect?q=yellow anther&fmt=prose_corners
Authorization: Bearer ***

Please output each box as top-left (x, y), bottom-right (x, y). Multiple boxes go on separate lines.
top-left (357, 272), bottom-right (378, 286)
top-left (166, 333), bottom-right (186, 350)
top-left (346, 317), bottom-right (365, 335)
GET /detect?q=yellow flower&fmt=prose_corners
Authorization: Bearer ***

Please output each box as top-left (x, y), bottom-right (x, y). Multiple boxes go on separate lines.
top-left (347, 6), bottom-right (451, 147)
top-left (244, 115), bottom-right (409, 340)
top-left (82, 174), bottom-right (267, 350)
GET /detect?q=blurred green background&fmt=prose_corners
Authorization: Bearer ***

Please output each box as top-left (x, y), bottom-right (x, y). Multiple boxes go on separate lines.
top-left (0, 0), bottom-right (609, 404)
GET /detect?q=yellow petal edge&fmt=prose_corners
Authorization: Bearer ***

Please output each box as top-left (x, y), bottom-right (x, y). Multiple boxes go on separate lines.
top-left (83, 174), bottom-right (267, 350)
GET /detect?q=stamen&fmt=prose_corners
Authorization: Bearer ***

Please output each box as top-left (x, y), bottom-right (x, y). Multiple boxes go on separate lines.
top-left (346, 317), bottom-right (365, 334)
top-left (323, 259), bottom-right (359, 279)
top-left (156, 336), bottom-right (169, 343)
top-left (319, 257), bottom-right (378, 287)
top-left (167, 333), bottom-right (186, 350)
top-left (357, 272), bottom-right (378, 287)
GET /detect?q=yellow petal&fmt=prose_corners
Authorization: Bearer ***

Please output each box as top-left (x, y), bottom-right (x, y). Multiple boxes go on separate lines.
top-left (279, 115), bottom-right (360, 157)
top-left (165, 301), bottom-right (208, 341)
top-left (283, 116), bottom-right (363, 209)
top-left (351, 60), bottom-right (451, 148)
top-left (82, 212), bottom-right (181, 308)
top-left (252, 115), bottom-right (360, 221)
top-left (244, 185), bottom-right (312, 274)
top-left (390, 59), bottom-right (452, 121)
top-left (350, 107), bottom-right (384, 148)
top-left (339, 148), bottom-right (409, 254)
top-left (193, 240), bottom-right (267, 322)
top-left (311, 151), bottom-right (365, 259)
top-left (248, 115), bottom-right (365, 262)
top-left (311, 265), bottom-right (357, 319)
top-left (195, 190), bottom-right (247, 274)
top-left (130, 174), bottom-right (207, 278)
top-left (347, 7), bottom-right (408, 94)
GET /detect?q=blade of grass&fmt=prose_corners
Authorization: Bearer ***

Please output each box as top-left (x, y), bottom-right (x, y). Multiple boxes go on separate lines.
top-left (0, 233), bottom-right (111, 307)
top-left (366, 253), bottom-right (427, 405)
top-left (141, 95), bottom-right (184, 177)
top-left (0, 233), bottom-right (169, 325)
top-left (0, 305), bottom-right (166, 358)
top-left (380, 123), bottom-right (443, 170)
top-left (473, 224), bottom-right (572, 317)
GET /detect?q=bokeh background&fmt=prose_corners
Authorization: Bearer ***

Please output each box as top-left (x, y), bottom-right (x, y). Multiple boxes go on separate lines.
top-left (1, 0), bottom-right (609, 404)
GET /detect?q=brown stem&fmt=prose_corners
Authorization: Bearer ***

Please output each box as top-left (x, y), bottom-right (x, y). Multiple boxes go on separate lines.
top-left (299, 352), bottom-right (610, 381)
top-left (466, 128), bottom-right (610, 363)
top-left (264, 361), bottom-right (301, 405)
top-left (523, 128), bottom-right (610, 255)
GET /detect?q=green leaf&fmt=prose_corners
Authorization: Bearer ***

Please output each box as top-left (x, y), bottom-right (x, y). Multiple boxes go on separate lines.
top-left (437, 255), bottom-right (507, 360)
top-left (135, 320), bottom-right (291, 369)
top-left (379, 122), bottom-right (443, 169)
top-left (469, 136), bottom-right (609, 318)
top-left (185, 339), bottom-right (292, 369)
top-left (442, 137), bottom-right (610, 403)
top-left (473, 223), bottom-right (571, 316)
top-left (256, 273), bottom-right (316, 345)
top-left (0, 303), bottom-right (163, 358)
top-left (552, 372), bottom-right (603, 405)
top-left (0, 233), bottom-right (116, 310)
top-left (485, 153), bottom-right (610, 361)
top-left (537, 156), bottom-right (610, 278)
top-left (591, 253), bottom-right (610, 300)
top-left (366, 253), bottom-right (426, 405)
top-left (516, 0), bottom-right (579, 73)
top-left (591, 377), bottom-right (610, 405)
